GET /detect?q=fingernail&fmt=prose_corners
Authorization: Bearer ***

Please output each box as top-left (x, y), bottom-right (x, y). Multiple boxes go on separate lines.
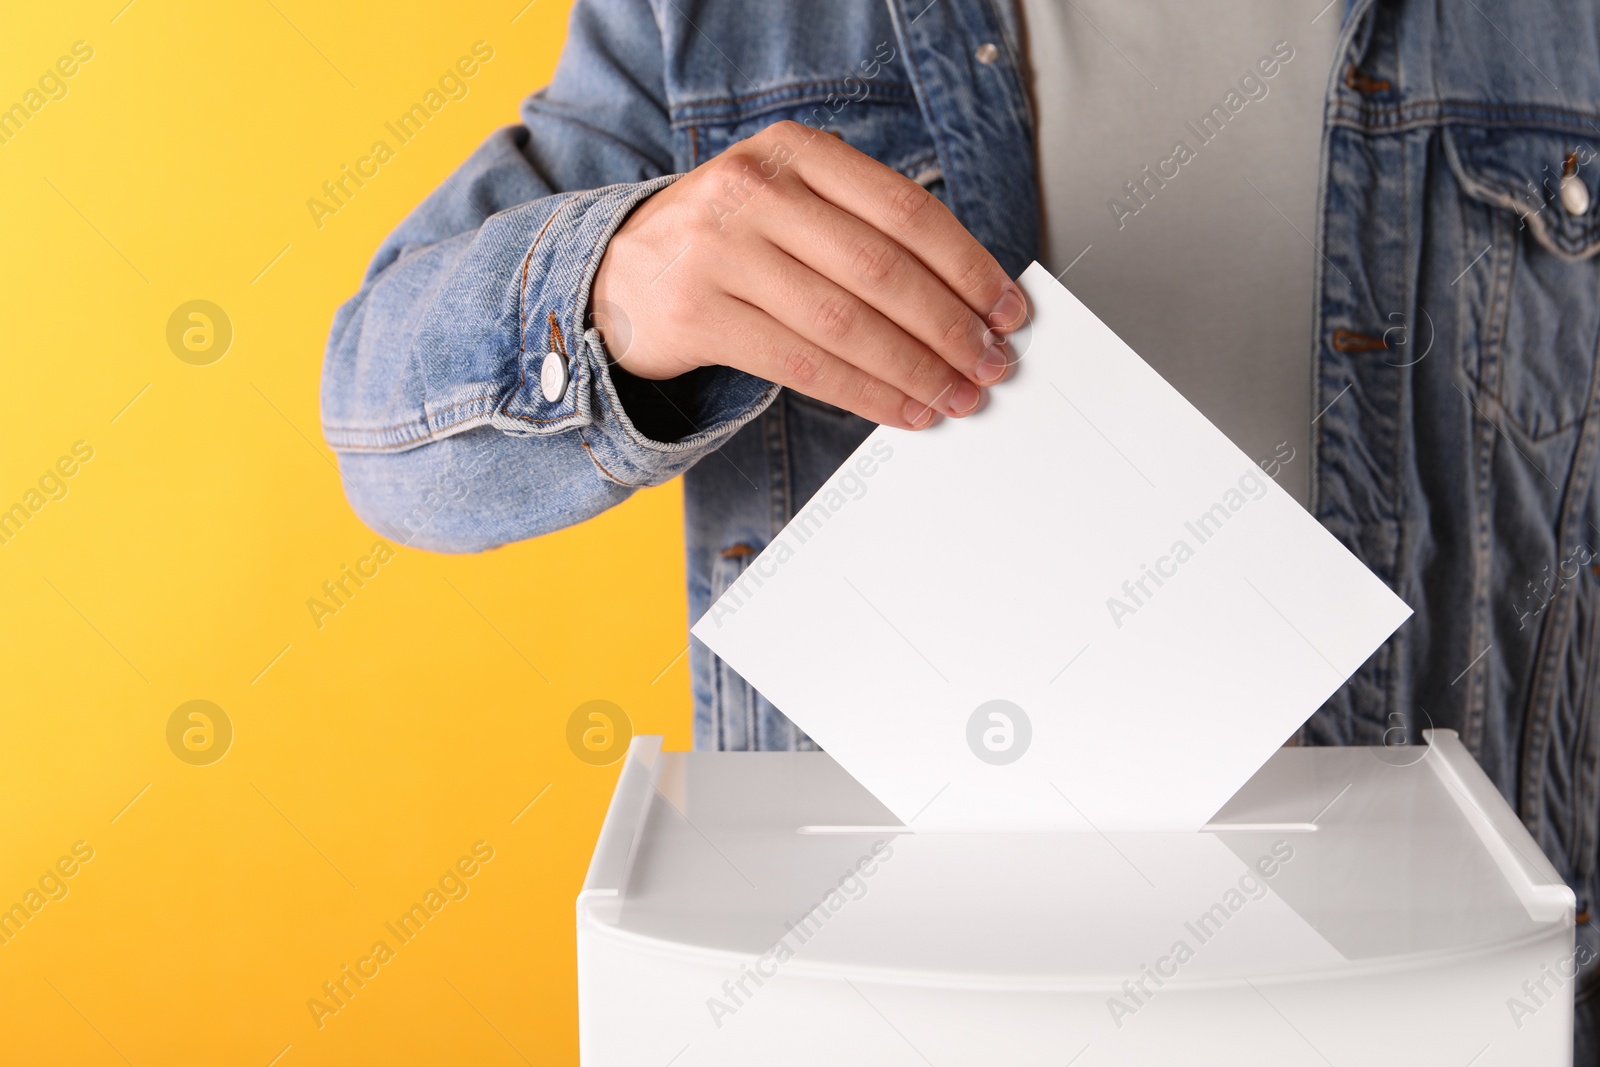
top-left (988, 286), bottom-right (1026, 331)
top-left (975, 345), bottom-right (1008, 384)
top-left (950, 381), bottom-right (981, 414)
top-left (903, 397), bottom-right (938, 427)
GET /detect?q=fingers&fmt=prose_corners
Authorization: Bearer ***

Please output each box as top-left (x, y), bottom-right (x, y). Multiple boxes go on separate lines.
top-left (719, 243), bottom-right (981, 418)
top-left (709, 295), bottom-right (937, 430)
top-left (768, 122), bottom-right (1027, 332)
top-left (755, 186), bottom-right (1011, 386)
top-left (590, 118), bottom-right (1028, 424)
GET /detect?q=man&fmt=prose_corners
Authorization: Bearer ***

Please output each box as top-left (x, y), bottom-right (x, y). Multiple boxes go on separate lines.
top-left (322, 0), bottom-right (1600, 1054)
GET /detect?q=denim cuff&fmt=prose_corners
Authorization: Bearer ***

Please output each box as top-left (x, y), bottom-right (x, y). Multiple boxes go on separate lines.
top-left (492, 174), bottom-right (779, 487)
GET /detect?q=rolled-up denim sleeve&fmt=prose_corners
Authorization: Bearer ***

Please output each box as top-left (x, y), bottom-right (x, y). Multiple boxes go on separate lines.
top-left (320, 0), bottom-right (776, 553)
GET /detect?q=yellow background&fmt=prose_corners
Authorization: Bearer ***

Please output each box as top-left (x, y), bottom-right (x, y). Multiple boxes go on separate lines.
top-left (0, 3), bottom-right (692, 1063)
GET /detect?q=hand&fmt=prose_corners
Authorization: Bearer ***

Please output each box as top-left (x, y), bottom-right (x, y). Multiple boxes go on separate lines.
top-left (589, 120), bottom-right (1028, 429)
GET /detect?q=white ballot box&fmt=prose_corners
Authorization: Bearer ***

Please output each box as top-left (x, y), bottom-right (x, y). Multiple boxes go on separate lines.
top-left (577, 730), bottom-right (1575, 1066)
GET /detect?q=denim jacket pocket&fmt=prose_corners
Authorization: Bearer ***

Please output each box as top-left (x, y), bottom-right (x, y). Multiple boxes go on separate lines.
top-left (1442, 123), bottom-right (1600, 442)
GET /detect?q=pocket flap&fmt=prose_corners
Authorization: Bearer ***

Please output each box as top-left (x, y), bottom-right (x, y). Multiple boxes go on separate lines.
top-left (1444, 124), bottom-right (1600, 261)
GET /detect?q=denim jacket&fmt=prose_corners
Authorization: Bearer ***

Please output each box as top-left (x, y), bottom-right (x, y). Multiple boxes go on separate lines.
top-left (323, 0), bottom-right (1600, 1045)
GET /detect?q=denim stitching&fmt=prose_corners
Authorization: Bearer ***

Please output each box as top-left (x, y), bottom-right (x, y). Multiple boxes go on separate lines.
top-left (578, 436), bottom-right (646, 487)
top-left (1333, 99), bottom-right (1600, 137)
top-left (326, 394), bottom-right (501, 438)
top-left (670, 80), bottom-right (918, 126)
top-left (1462, 240), bottom-right (1504, 755)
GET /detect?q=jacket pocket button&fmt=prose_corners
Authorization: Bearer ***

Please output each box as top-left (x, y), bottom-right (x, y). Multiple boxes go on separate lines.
top-left (975, 42), bottom-right (1000, 65)
top-left (1561, 173), bottom-right (1591, 216)
top-left (540, 351), bottom-right (569, 402)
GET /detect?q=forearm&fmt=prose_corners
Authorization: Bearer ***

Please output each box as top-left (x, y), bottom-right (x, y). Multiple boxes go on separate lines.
top-left (320, 0), bottom-right (777, 551)
top-left (322, 157), bottom-right (777, 552)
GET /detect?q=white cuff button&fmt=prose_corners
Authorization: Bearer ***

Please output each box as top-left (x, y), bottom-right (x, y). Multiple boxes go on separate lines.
top-left (540, 351), bottom-right (569, 402)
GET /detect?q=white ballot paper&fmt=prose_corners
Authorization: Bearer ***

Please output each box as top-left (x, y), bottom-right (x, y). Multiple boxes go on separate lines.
top-left (692, 262), bottom-right (1412, 833)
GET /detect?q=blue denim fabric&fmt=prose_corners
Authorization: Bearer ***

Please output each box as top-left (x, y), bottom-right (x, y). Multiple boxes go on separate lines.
top-left (1307, 2), bottom-right (1600, 1055)
top-left (323, 0), bottom-right (1600, 1052)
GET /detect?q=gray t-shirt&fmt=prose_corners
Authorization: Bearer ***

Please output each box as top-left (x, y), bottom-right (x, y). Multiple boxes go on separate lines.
top-left (1018, 0), bottom-right (1340, 506)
